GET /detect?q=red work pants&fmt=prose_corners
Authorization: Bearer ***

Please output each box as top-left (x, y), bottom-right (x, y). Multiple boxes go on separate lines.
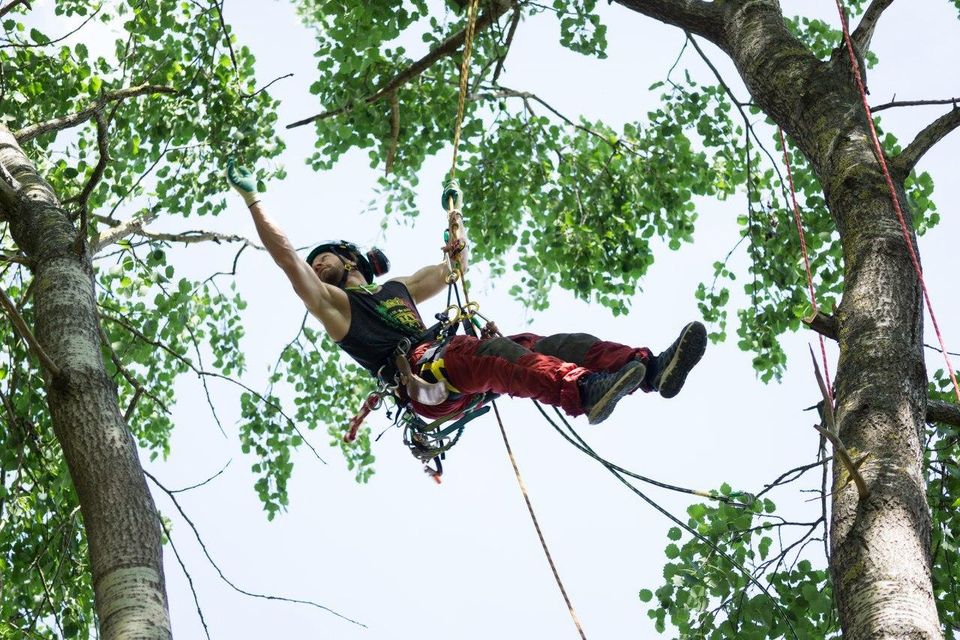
top-left (409, 332), bottom-right (653, 420)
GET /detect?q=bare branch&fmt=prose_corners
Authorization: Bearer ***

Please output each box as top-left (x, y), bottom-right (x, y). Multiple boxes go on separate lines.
top-left (894, 106), bottom-right (960, 175)
top-left (168, 459), bottom-right (231, 494)
top-left (611, 0), bottom-right (725, 47)
top-left (138, 228), bottom-right (263, 250)
top-left (872, 97), bottom-right (960, 113)
top-left (90, 210), bottom-right (159, 255)
top-left (286, 1), bottom-right (516, 129)
top-left (1, 3), bottom-right (101, 51)
top-left (99, 309), bottom-right (324, 463)
top-left (14, 84), bottom-right (177, 143)
top-left (157, 516), bottom-right (211, 640)
top-left (0, 284), bottom-right (60, 377)
top-left (0, 0), bottom-right (31, 19)
top-left (385, 91), bottom-right (400, 175)
top-left (928, 400), bottom-right (960, 428)
top-left (145, 470), bottom-right (365, 627)
top-left (851, 0), bottom-right (895, 53)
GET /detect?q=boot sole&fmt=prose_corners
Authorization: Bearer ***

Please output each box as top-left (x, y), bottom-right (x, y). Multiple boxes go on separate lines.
top-left (587, 361), bottom-right (646, 425)
top-left (657, 322), bottom-right (707, 399)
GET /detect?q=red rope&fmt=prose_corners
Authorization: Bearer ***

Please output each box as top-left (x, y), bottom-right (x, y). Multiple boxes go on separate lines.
top-left (834, 0), bottom-right (960, 403)
top-left (778, 128), bottom-right (834, 402)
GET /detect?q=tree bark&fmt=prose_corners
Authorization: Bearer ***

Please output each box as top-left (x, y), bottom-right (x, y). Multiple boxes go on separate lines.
top-left (615, 1), bottom-right (942, 637)
top-left (0, 128), bottom-right (171, 639)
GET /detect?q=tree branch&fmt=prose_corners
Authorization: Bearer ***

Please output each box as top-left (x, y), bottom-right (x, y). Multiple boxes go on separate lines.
top-left (928, 400), bottom-right (960, 427)
top-left (851, 0), bottom-right (895, 53)
top-left (89, 211), bottom-right (159, 255)
top-left (72, 110), bottom-right (110, 241)
top-left (872, 97), bottom-right (960, 113)
top-left (803, 311), bottom-right (838, 341)
top-left (0, 284), bottom-right (60, 377)
top-left (145, 470), bottom-right (364, 627)
top-left (0, 0), bottom-right (31, 19)
top-left (14, 84), bottom-right (177, 143)
top-left (137, 228), bottom-right (264, 251)
top-left (894, 106), bottom-right (960, 175)
top-left (286, 1), bottom-right (516, 129)
top-left (611, 0), bottom-right (725, 47)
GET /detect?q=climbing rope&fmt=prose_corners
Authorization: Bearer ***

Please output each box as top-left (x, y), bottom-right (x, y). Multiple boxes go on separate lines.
top-left (833, 0), bottom-right (960, 403)
top-left (777, 127), bottom-right (834, 403)
top-left (449, 0), bottom-right (481, 177)
top-left (440, 6), bottom-right (589, 634)
top-left (492, 402), bottom-right (588, 640)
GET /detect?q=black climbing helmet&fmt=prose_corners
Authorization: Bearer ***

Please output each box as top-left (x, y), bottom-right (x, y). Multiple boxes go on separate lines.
top-left (305, 240), bottom-right (390, 285)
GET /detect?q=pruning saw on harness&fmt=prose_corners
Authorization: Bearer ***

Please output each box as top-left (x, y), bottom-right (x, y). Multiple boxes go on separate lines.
top-left (226, 164), bottom-right (707, 480)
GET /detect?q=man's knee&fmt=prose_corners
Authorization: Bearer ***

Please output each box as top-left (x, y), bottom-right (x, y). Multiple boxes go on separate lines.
top-left (533, 333), bottom-right (599, 363)
top-left (475, 336), bottom-right (530, 363)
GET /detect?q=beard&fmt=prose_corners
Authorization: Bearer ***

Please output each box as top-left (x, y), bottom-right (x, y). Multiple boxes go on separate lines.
top-left (317, 263), bottom-right (345, 285)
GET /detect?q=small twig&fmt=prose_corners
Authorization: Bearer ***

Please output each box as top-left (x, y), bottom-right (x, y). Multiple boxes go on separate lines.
top-left (0, 284), bottom-right (60, 377)
top-left (0, 3), bottom-right (101, 50)
top-left (250, 72), bottom-right (294, 98)
top-left (168, 459), bottom-right (232, 494)
top-left (100, 309), bottom-right (324, 463)
top-left (145, 470), bottom-right (366, 627)
top-left (158, 516), bottom-right (211, 640)
top-left (385, 91), bottom-right (400, 175)
top-left (872, 97), bottom-right (960, 113)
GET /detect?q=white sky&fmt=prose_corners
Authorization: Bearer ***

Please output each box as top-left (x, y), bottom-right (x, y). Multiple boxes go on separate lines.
top-left (119, 1), bottom-right (960, 638)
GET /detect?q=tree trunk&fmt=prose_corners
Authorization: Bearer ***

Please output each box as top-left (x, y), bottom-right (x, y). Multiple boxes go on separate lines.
top-left (0, 128), bottom-right (171, 638)
top-left (616, 1), bottom-right (943, 637)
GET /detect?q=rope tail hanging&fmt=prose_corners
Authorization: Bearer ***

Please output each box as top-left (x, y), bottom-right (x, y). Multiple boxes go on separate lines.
top-left (832, 0), bottom-right (960, 403)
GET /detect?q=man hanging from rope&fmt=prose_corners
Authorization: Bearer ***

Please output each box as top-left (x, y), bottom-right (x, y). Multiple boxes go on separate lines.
top-left (226, 163), bottom-right (706, 427)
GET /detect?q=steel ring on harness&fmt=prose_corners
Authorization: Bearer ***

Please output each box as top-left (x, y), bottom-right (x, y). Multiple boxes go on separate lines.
top-left (442, 304), bottom-right (463, 326)
top-left (445, 269), bottom-right (461, 284)
top-left (462, 301), bottom-right (480, 318)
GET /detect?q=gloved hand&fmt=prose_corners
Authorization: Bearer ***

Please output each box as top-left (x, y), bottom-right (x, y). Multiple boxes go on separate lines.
top-left (226, 159), bottom-right (260, 206)
top-left (441, 178), bottom-right (463, 212)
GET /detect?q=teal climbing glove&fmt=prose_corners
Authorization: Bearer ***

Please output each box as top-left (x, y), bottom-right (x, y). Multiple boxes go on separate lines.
top-left (226, 159), bottom-right (260, 206)
top-left (441, 178), bottom-right (463, 212)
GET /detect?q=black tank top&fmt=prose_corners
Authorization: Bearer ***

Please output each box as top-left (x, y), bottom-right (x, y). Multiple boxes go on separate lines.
top-left (336, 281), bottom-right (427, 375)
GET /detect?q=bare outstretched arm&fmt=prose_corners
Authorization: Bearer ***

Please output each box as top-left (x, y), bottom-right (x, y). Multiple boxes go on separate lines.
top-left (226, 162), bottom-right (351, 339)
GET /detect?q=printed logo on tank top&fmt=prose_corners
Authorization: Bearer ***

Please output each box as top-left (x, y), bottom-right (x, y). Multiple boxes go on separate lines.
top-left (375, 297), bottom-right (424, 334)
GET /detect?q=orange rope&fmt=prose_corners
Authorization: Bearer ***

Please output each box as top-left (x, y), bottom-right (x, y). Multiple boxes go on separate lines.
top-left (492, 401), bottom-right (588, 640)
top-left (450, 0), bottom-right (481, 178)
